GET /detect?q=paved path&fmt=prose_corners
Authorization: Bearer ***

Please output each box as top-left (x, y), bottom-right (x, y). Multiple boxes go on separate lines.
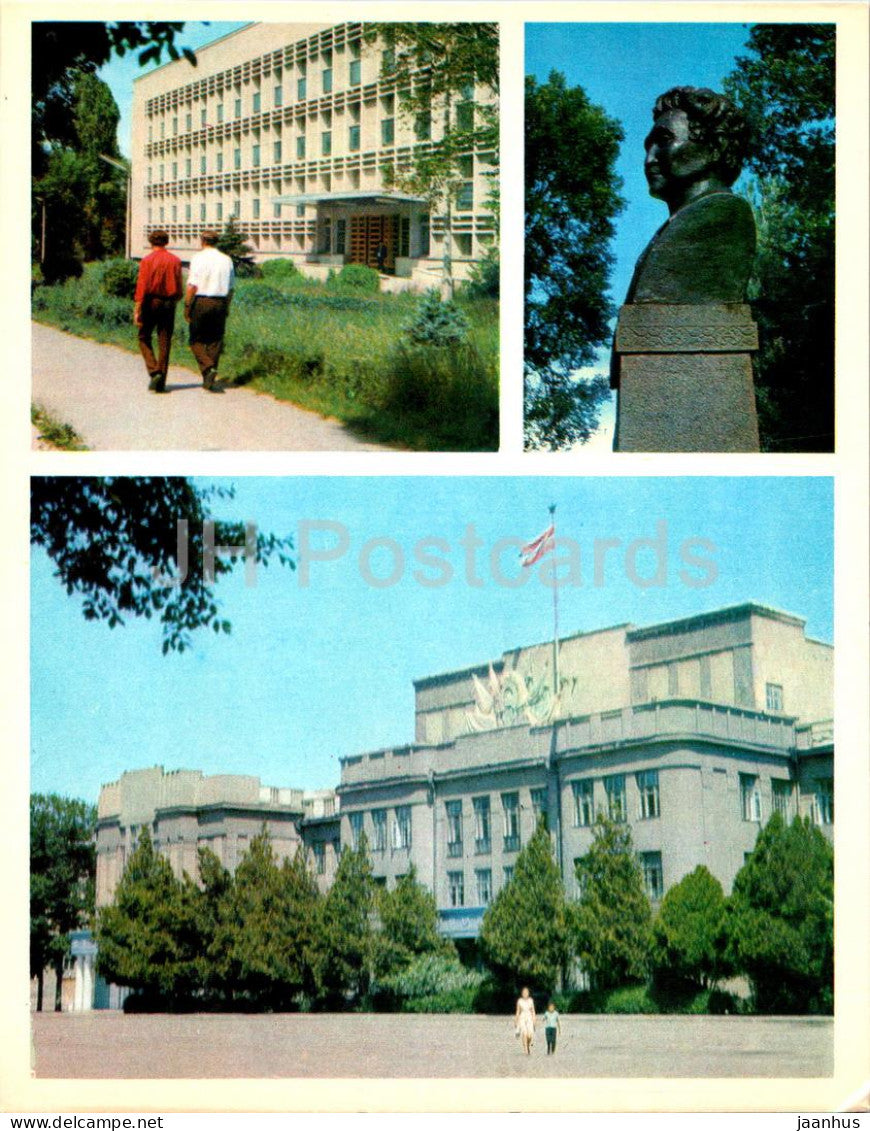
top-left (32, 1012), bottom-right (832, 1079)
top-left (31, 323), bottom-right (389, 452)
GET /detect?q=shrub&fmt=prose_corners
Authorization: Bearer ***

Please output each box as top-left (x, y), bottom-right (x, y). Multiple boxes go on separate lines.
top-left (652, 865), bottom-right (730, 988)
top-left (327, 264), bottom-right (381, 293)
top-left (404, 289), bottom-right (469, 348)
top-left (260, 258), bottom-right (301, 283)
top-left (41, 253), bottom-right (83, 286)
top-left (377, 953), bottom-right (484, 1012)
top-left (100, 258), bottom-right (139, 300)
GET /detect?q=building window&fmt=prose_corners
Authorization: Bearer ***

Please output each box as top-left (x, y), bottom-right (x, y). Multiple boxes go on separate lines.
top-left (274, 140), bottom-right (282, 163)
top-left (419, 216), bottom-right (431, 256)
top-left (349, 811), bottom-right (363, 850)
top-left (572, 780), bottom-right (594, 827)
top-left (530, 788), bottom-right (548, 830)
top-left (147, 166), bottom-right (152, 184)
top-left (348, 125), bottom-right (360, 152)
top-left (297, 136), bottom-right (306, 159)
top-left (349, 59), bottom-right (361, 87)
top-left (216, 153), bottom-right (224, 172)
top-left (171, 204), bottom-right (177, 221)
top-left (502, 792), bottom-right (520, 852)
top-left (448, 871), bottom-right (464, 908)
top-left (234, 97), bottom-right (242, 119)
top-left (216, 202), bottom-right (223, 221)
top-left (414, 112), bottom-right (432, 141)
top-left (159, 164), bottom-right (164, 181)
top-left (185, 113), bottom-right (192, 131)
top-left (393, 805), bottom-right (412, 850)
top-left (274, 85), bottom-right (283, 108)
top-left (253, 198), bottom-right (260, 219)
top-left (372, 808), bottom-right (387, 852)
top-left (297, 76), bottom-right (307, 100)
top-left (160, 121), bottom-right (165, 139)
top-left (217, 104), bottom-right (224, 123)
top-left (446, 800), bottom-right (463, 857)
top-left (201, 108), bottom-right (207, 126)
top-left (159, 206), bottom-right (164, 222)
top-left (766, 683), bottom-right (784, 711)
top-left (471, 796), bottom-right (490, 852)
top-left (475, 868), bottom-right (492, 906)
top-left (503, 866), bottom-right (514, 887)
top-left (455, 232), bottom-right (473, 257)
top-left (185, 203), bottom-right (191, 221)
top-left (296, 204), bottom-right (305, 217)
top-left (234, 148), bottom-right (241, 170)
top-left (740, 774), bottom-right (762, 822)
top-left (253, 144), bottom-right (261, 167)
top-left (637, 770), bottom-right (660, 820)
top-left (313, 842), bottom-right (325, 875)
top-left (252, 91), bottom-right (261, 114)
top-left (172, 116), bottom-right (178, 135)
top-left (604, 775), bottom-right (627, 823)
top-left (200, 203), bottom-right (206, 221)
top-left (400, 216), bottom-right (410, 258)
top-left (772, 779), bottom-right (792, 821)
top-left (382, 48), bottom-right (396, 73)
top-left (456, 100), bottom-right (474, 132)
top-left (456, 181), bottom-right (474, 210)
top-left (815, 779), bottom-right (833, 825)
top-left (322, 131), bottom-right (332, 156)
top-left (381, 118), bottom-right (395, 145)
top-left (200, 154), bottom-right (207, 174)
top-left (233, 199), bottom-right (240, 218)
top-left (171, 161), bottom-right (178, 179)
top-left (273, 203), bottom-right (282, 219)
top-left (322, 68), bottom-right (333, 94)
top-left (641, 852), bottom-right (664, 901)
top-left (336, 218), bottom-right (346, 254)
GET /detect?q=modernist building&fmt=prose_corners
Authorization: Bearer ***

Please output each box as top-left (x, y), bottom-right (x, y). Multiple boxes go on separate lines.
top-left (131, 22), bottom-right (497, 283)
top-left (79, 602), bottom-right (832, 1008)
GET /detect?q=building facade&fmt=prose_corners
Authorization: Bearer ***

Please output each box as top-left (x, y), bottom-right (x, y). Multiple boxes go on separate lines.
top-left (131, 22), bottom-right (497, 284)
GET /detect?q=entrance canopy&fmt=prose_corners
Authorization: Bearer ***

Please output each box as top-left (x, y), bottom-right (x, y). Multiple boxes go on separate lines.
top-left (272, 190), bottom-right (427, 207)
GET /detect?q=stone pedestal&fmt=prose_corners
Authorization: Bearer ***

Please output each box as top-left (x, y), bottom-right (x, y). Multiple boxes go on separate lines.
top-left (612, 303), bottom-right (760, 452)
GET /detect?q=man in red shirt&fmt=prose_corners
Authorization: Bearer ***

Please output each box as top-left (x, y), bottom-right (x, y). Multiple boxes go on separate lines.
top-left (133, 230), bottom-right (183, 393)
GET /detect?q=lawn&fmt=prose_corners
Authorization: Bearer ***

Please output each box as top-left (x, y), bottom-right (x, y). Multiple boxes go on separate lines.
top-left (31, 260), bottom-right (499, 451)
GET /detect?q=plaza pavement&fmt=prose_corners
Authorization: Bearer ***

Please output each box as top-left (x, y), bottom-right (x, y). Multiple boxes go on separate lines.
top-left (31, 323), bottom-right (390, 452)
top-left (32, 1012), bottom-right (832, 1079)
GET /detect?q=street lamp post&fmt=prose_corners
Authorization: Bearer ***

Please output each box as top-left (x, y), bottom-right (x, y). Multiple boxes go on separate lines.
top-left (99, 154), bottom-right (132, 259)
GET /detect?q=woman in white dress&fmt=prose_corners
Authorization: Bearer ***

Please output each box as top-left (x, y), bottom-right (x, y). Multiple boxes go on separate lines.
top-left (515, 986), bottom-right (536, 1055)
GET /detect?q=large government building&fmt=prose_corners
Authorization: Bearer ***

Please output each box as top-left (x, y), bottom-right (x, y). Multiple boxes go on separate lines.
top-left (131, 22), bottom-right (497, 284)
top-left (79, 602), bottom-right (833, 1009)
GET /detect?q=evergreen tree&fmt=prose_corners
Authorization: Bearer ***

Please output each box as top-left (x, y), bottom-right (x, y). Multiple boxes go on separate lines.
top-left (317, 837), bottom-right (376, 1004)
top-left (216, 216), bottom-right (257, 274)
top-left (368, 24), bottom-right (499, 298)
top-left (479, 820), bottom-right (570, 994)
top-left (30, 794), bottom-right (96, 1011)
top-left (727, 813), bottom-right (833, 1013)
top-left (724, 25), bottom-right (835, 451)
top-left (96, 827), bottom-right (199, 1004)
top-left (524, 71), bottom-right (625, 450)
top-left (652, 865), bottom-right (729, 989)
top-left (572, 816), bottom-right (652, 990)
top-left (374, 865), bottom-right (449, 978)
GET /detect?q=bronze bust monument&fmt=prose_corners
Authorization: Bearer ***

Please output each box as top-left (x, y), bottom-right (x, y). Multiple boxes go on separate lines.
top-left (612, 86), bottom-right (761, 452)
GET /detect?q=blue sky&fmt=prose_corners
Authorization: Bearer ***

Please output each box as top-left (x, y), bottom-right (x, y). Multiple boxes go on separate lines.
top-left (31, 477), bottom-right (833, 804)
top-left (99, 23), bottom-right (247, 158)
top-left (526, 23), bottom-right (757, 444)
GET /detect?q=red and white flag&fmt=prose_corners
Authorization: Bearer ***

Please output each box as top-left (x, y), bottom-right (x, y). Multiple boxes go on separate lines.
top-left (520, 524), bottom-right (555, 568)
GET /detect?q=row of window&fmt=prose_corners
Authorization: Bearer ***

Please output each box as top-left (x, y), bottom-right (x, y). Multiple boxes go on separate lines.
top-left (571, 771), bottom-right (660, 826)
top-left (445, 790), bottom-right (548, 856)
top-left (739, 774), bottom-right (833, 825)
top-left (348, 806), bottom-right (412, 853)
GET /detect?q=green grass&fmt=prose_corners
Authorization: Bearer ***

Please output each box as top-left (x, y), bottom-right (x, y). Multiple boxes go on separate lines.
top-left (32, 263), bottom-right (499, 451)
top-left (31, 403), bottom-right (88, 451)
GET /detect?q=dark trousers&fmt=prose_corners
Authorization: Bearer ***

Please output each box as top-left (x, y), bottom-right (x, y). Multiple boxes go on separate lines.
top-left (138, 297), bottom-right (177, 381)
top-left (189, 295), bottom-right (229, 378)
top-left (545, 1029), bottom-right (557, 1054)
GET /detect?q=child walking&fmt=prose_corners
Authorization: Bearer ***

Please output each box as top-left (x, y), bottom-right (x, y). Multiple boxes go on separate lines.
top-left (544, 1001), bottom-right (561, 1055)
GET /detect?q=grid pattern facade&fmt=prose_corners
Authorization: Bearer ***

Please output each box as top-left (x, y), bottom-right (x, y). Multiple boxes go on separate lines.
top-left (131, 22), bottom-right (497, 277)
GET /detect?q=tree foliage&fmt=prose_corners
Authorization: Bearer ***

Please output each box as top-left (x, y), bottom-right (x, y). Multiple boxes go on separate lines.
top-left (479, 820), bottom-right (570, 994)
top-left (31, 477), bottom-right (294, 654)
top-left (367, 23), bottom-right (499, 297)
top-left (727, 813), bottom-right (833, 1013)
top-left (524, 72), bottom-right (625, 450)
top-left (572, 816), bottom-right (652, 990)
top-left (652, 865), bottom-right (730, 989)
top-left (317, 838), bottom-right (376, 1003)
top-left (30, 794), bottom-right (96, 1011)
top-left (216, 216), bottom-right (258, 275)
top-left (724, 25), bottom-right (835, 451)
top-left (374, 865), bottom-right (449, 978)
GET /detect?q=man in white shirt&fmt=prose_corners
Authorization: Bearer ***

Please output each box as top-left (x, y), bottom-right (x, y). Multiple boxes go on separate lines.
top-left (184, 230), bottom-right (236, 392)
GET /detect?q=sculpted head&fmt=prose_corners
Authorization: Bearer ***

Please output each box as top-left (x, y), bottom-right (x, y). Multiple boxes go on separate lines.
top-left (644, 87), bottom-right (748, 211)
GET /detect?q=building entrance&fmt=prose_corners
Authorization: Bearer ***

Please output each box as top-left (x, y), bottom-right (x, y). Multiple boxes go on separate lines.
top-left (349, 214), bottom-right (397, 273)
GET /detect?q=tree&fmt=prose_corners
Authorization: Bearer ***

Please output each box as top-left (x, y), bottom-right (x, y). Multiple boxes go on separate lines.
top-left (317, 838), bottom-right (376, 1004)
top-left (572, 816), bottom-right (652, 990)
top-left (479, 820), bottom-right (570, 994)
top-left (216, 216), bottom-right (258, 275)
top-left (31, 477), bottom-right (294, 654)
top-left (724, 25), bottom-right (835, 451)
top-left (524, 72), bottom-right (625, 450)
top-left (652, 865), bottom-right (729, 989)
top-left (212, 832), bottom-right (321, 1009)
top-left (30, 794), bottom-right (96, 1011)
top-left (727, 813), bottom-right (833, 1013)
top-left (96, 827), bottom-right (200, 1004)
top-left (373, 866), bottom-right (449, 978)
top-left (368, 23), bottom-right (499, 298)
